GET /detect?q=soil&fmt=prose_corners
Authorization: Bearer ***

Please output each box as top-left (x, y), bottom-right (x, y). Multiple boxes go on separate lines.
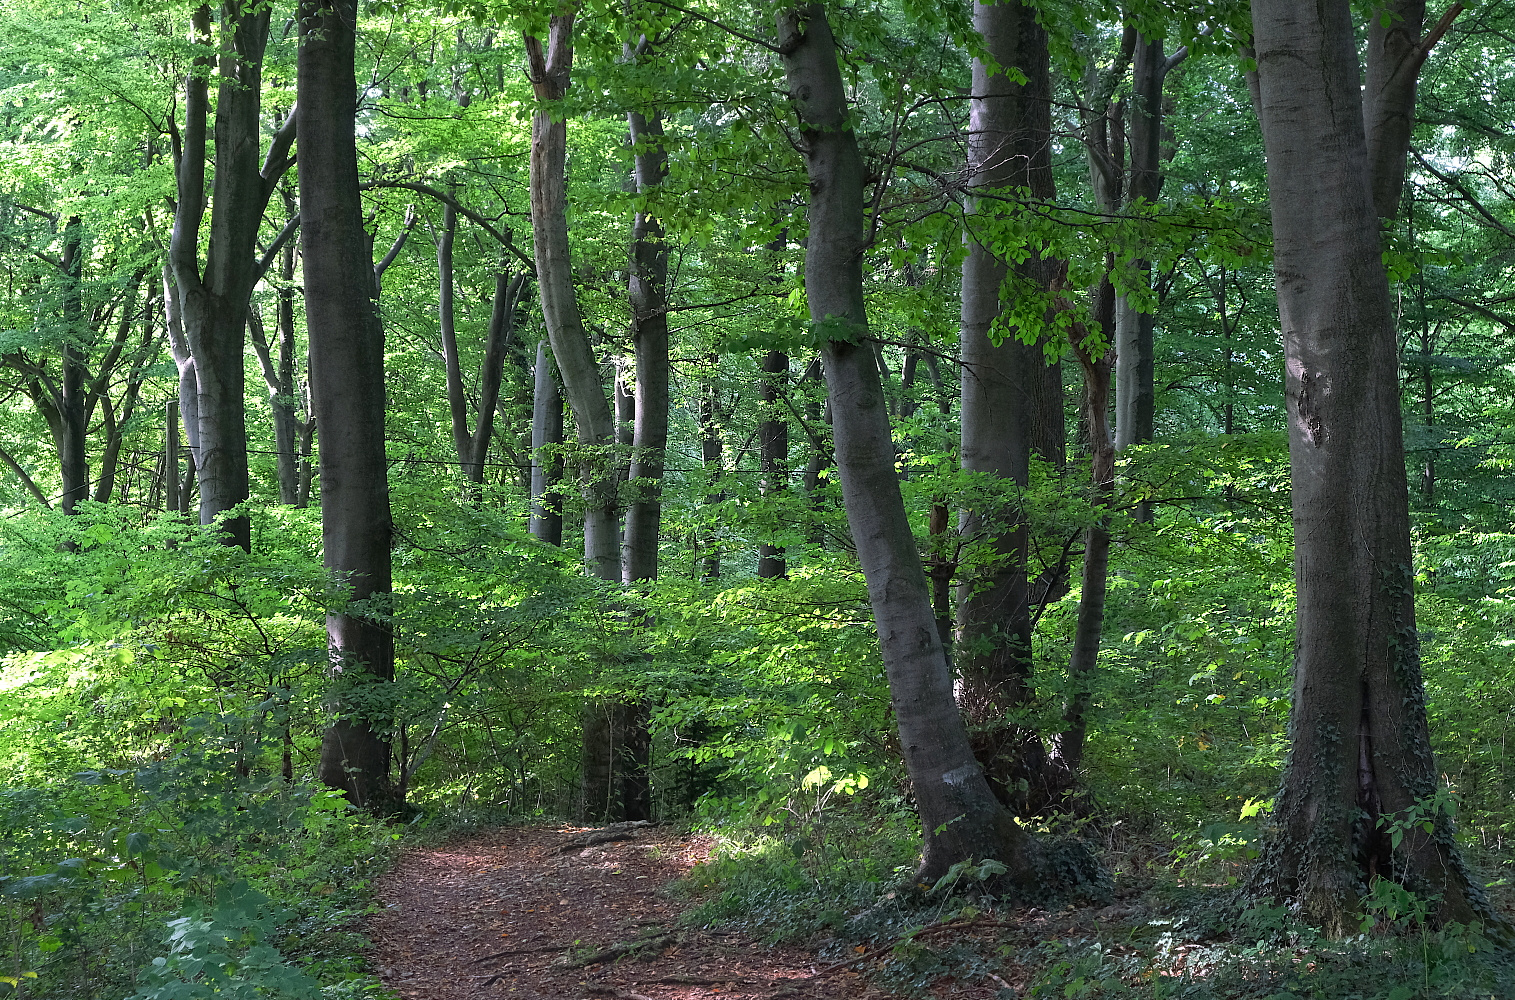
top-left (366, 823), bottom-right (916, 1000)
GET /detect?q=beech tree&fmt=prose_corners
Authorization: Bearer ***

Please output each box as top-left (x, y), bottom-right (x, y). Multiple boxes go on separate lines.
top-left (1242, 0), bottom-right (1485, 930)
top-left (777, 2), bottom-right (1048, 883)
top-left (300, 0), bottom-right (397, 810)
top-left (169, 2), bottom-right (296, 550)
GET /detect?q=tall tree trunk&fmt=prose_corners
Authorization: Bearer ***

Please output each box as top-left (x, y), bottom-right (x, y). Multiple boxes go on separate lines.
top-left (300, 0), bottom-right (397, 812)
top-left (1056, 275), bottom-right (1117, 778)
top-left (57, 217), bottom-right (87, 516)
top-left (170, 2), bottom-right (296, 550)
top-left (621, 106), bottom-right (669, 586)
top-left (530, 338), bottom-right (565, 545)
top-left (956, 0), bottom-right (1056, 813)
top-left (1243, 0), bottom-right (1482, 932)
top-left (777, 4), bottom-right (1048, 885)
top-left (1111, 35), bottom-right (1163, 457)
top-left (525, 16), bottom-right (619, 582)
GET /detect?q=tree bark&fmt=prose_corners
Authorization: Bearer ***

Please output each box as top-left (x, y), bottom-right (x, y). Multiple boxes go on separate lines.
top-left (300, 0), bottom-right (397, 812)
top-left (171, 2), bottom-right (294, 550)
top-left (621, 106), bottom-right (670, 585)
top-left (530, 338), bottom-right (565, 545)
top-left (1056, 275), bottom-right (1117, 779)
top-left (525, 15), bottom-right (619, 582)
top-left (777, 3), bottom-right (1044, 885)
top-left (758, 345), bottom-right (789, 579)
top-left (698, 372), bottom-right (724, 581)
top-left (956, 0), bottom-right (1057, 813)
top-left (1244, 0), bottom-right (1483, 932)
top-left (1111, 35), bottom-right (1166, 459)
top-left (57, 217), bottom-right (87, 516)
top-left (247, 233), bottom-right (307, 506)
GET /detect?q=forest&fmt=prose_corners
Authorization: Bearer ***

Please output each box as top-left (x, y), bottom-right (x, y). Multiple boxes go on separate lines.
top-left (1, 0), bottom-right (1514, 996)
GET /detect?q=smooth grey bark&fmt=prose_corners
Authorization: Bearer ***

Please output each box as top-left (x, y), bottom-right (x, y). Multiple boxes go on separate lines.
top-left (530, 339), bottom-right (565, 545)
top-left (777, 3), bottom-right (1044, 884)
top-left (162, 267), bottom-right (201, 480)
top-left (1243, 0), bottom-right (1482, 932)
top-left (525, 16), bottom-right (619, 582)
top-left (1362, 1), bottom-right (1463, 222)
top-left (170, 3), bottom-right (296, 550)
top-left (1111, 35), bottom-right (1183, 458)
top-left (956, 0), bottom-right (1057, 812)
top-left (622, 106), bottom-right (670, 585)
top-left (300, 0), bottom-right (397, 812)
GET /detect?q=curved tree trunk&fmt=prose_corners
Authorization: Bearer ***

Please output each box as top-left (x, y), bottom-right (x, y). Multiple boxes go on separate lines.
top-left (1244, 0), bottom-right (1482, 932)
top-left (525, 16), bottom-right (619, 582)
top-left (777, 3), bottom-right (1044, 885)
top-left (300, 0), bottom-right (397, 812)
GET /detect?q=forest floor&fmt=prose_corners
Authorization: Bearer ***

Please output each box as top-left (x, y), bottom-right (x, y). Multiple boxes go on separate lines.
top-left (365, 822), bottom-right (1012, 1000)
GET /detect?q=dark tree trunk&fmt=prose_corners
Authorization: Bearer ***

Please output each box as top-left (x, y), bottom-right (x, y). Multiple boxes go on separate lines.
top-left (777, 4), bottom-right (1046, 885)
top-left (1243, 0), bottom-right (1482, 933)
top-left (525, 17), bottom-right (619, 581)
top-left (758, 347), bottom-right (789, 579)
top-left (530, 339), bottom-right (565, 545)
top-left (698, 373), bottom-right (724, 581)
top-left (1056, 275), bottom-right (1117, 778)
top-left (956, 0), bottom-right (1057, 813)
top-left (300, 0), bottom-right (397, 812)
top-left (57, 217), bottom-right (87, 516)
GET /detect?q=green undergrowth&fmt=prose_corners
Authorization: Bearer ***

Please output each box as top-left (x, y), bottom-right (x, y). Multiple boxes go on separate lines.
top-left (675, 798), bottom-right (1515, 999)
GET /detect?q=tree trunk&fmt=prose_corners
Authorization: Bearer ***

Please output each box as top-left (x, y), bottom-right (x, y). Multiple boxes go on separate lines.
top-left (57, 217), bottom-right (87, 516)
top-left (300, 0), bottom-right (397, 812)
top-left (530, 339), bottom-right (565, 545)
top-left (621, 107), bottom-right (670, 585)
top-left (171, 2), bottom-right (293, 551)
top-left (1111, 35), bottom-right (1164, 459)
top-left (1243, 0), bottom-right (1482, 932)
top-left (758, 347), bottom-right (789, 578)
top-left (525, 16), bottom-right (619, 582)
top-left (956, 0), bottom-right (1057, 813)
top-left (698, 374), bottom-right (724, 581)
top-left (165, 401), bottom-right (181, 513)
top-left (1056, 275), bottom-right (1117, 778)
top-left (246, 236), bottom-right (304, 505)
top-left (777, 4), bottom-right (1045, 885)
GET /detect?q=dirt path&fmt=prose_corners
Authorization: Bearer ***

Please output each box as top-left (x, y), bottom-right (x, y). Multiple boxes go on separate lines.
top-left (366, 823), bottom-right (906, 1000)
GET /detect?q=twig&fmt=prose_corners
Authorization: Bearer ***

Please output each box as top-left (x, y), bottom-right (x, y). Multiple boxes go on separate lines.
top-left (470, 942), bottom-right (568, 963)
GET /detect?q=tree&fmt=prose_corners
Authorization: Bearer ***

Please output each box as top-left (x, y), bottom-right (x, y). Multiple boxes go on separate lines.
top-left (300, 0), bottom-right (397, 811)
top-left (955, 0), bottom-right (1060, 812)
top-left (776, 2), bottom-right (1048, 883)
top-left (1242, 0), bottom-right (1485, 931)
top-left (169, 2), bottom-right (296, 550)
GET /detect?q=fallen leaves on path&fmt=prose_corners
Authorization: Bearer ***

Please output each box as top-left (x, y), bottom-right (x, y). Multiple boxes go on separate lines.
top-left (366, 824), bottom-right (914, 1000)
